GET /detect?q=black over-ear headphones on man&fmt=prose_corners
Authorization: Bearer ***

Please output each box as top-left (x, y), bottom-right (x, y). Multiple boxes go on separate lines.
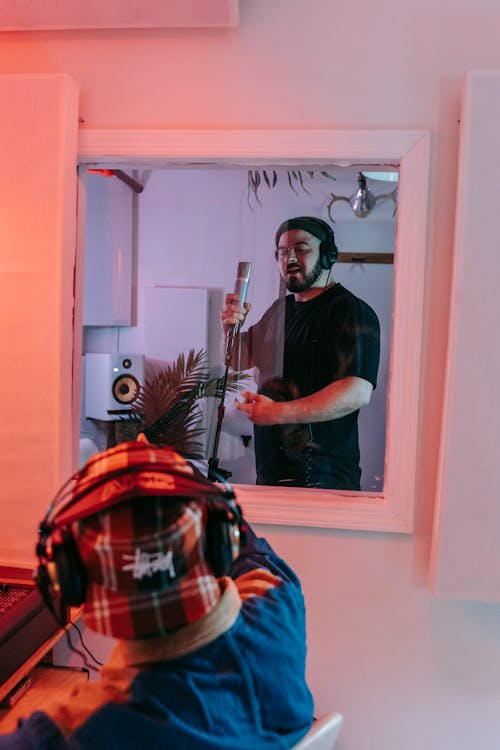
top-left (274, 216), bottom-right (339, 270)
top-left (35, 444), bottom-right (246, 608)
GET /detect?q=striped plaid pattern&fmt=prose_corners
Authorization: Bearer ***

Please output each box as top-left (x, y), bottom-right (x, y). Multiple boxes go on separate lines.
top-left (78, 498), bottom-right (220, 639)
top-left (66, 443), bottom-right (222, 639)
top-left (52, 441), bottom-right (226, 527)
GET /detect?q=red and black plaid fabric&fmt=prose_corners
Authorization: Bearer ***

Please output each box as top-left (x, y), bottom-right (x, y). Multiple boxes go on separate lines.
top-left (59, 442), bottom-right (223, 639)
top-left (77, 497), bottom-right (220, 639)
top-left (52, 441), bottom-right (226, 527)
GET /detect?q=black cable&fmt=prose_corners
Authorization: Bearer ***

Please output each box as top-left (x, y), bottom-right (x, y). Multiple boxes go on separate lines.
top-left (65, 620), bottom-right (104, 670)
top-left (41, 592), bottom-right (104, 673)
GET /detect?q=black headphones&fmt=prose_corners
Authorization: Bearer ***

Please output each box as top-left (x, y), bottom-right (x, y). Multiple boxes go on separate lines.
top-left (275, 216), bottom-right (338, 270)
top-left (35, 448), bottom-right (246, 609)
top-left (315, 218), bottom-right (339, 269)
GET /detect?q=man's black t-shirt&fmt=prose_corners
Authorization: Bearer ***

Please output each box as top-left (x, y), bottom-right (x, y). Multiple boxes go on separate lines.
top-left (242, 284), bottom-right (380, 490)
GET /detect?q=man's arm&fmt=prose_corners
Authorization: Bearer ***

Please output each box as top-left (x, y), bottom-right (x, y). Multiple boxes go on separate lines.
top-left (231, 520), bottom-right (303, 586)
top-left (220, 292), bottom-right (252, 369)
top-left (0, 711), bottom-right (67, 749)
top-left (235, 375), bottom-right (373, 426)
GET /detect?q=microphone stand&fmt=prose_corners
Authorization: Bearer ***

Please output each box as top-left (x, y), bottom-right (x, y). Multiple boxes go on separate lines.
top-left (209, 262), bottom-right (251, 480)
top-left (208, 362), bottom-right (232, 481)
top-left (208, 324), bottom-right (242, 481)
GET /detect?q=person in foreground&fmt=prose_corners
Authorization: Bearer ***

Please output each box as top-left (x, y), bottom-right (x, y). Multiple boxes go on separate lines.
top-left (221, 216), bottom-right (380, 490)
top-left (0, 439), bottom-right (313, 749)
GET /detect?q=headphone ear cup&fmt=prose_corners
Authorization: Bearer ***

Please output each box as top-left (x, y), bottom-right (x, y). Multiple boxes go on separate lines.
top-left (204, 510), bottom-right (235, 578)
top-left (52, 528), bottom-right (88, 607)
top-left (35, 562), bottom-right (55, 610)
top-left (320, 236), bottom-right (338, 269)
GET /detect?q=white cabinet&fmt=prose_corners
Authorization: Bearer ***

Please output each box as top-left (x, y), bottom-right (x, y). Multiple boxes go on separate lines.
top-left (82, 170), bottom-right (133, 326)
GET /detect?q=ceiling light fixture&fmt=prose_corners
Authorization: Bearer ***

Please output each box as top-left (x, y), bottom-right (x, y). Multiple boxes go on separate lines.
top-left (327, 172), bottom-right (398, 220)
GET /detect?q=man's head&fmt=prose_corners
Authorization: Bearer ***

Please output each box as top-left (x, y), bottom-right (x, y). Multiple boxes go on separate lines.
top-left (36, 441), bottom-right (243, 640)
top-left (274, 217), bottom-right (338, 293)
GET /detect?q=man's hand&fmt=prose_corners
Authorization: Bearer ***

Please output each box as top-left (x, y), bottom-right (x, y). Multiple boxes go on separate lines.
top-left (220, 293), bottom-right (251, 335)
top-left (235, 391), bottom-right (281, 425)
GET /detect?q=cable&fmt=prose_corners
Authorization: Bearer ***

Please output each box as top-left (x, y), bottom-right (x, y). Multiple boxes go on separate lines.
top-left (65, 620), bottom-right (104, 670)
top-left (42, 595), bottom-right (104, 673)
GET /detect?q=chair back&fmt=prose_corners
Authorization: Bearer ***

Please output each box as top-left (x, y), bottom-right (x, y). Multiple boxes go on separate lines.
top-left (293, 711), bottom-right (343, 750)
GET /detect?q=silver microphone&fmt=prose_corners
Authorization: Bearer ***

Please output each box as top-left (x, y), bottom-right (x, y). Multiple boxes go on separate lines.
top-left (225, 261), bottom-right (252, 366)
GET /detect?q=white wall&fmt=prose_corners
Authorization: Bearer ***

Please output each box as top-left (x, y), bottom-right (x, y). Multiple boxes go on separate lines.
top-left (2, 1), bottom-right (500, 747)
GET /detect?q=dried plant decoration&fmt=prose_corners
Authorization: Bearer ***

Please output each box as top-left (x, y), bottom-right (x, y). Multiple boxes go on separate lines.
top-left (247, 169), bottom-right (337, 210)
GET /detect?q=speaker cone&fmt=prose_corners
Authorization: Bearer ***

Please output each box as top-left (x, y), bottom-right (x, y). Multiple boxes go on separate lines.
top-left (112, 375), bottom-right (141, 404)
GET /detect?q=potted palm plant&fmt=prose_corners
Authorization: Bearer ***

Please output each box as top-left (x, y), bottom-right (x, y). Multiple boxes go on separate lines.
top-left (120, 349), bottom-right (246, 462)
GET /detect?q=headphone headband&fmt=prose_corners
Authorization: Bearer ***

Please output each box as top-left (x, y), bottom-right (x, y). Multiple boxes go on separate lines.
top-left (43, 442), bottom-right (233, 530)
top-left (36, 443), bottom-right (246, 620)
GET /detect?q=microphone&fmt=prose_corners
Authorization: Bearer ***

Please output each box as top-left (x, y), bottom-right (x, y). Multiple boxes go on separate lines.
top-left (225, 261), bottom-right (252, 366)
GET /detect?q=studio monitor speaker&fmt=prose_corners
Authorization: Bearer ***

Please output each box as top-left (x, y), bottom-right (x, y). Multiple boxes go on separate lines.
top-left (84, 353), bottom-right (145, 421)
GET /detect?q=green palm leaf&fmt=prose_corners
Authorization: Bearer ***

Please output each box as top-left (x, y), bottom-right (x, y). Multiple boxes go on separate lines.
top-left (124, 349), bottom-right (247, 458)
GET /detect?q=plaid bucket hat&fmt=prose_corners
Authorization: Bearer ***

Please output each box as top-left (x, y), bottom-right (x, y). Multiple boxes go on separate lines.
top-left (48, 441), bottom-right (229, 639)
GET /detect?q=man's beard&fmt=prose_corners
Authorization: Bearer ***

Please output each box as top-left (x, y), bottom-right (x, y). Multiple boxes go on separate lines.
top-left (285, 257), bottom-right (323, 292)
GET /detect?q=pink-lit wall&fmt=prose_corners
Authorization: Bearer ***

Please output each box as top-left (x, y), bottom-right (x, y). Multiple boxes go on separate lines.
top-left (0, 74), bottom-right (78, 561)
top-left (1, 2), bottom-right (500, 747)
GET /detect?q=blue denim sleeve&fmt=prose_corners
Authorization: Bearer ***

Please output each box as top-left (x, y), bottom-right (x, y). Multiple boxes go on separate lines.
top-left (0, 711), bottom-right (66, 750)
top-left (230, 520), bottom-right (302, 588)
